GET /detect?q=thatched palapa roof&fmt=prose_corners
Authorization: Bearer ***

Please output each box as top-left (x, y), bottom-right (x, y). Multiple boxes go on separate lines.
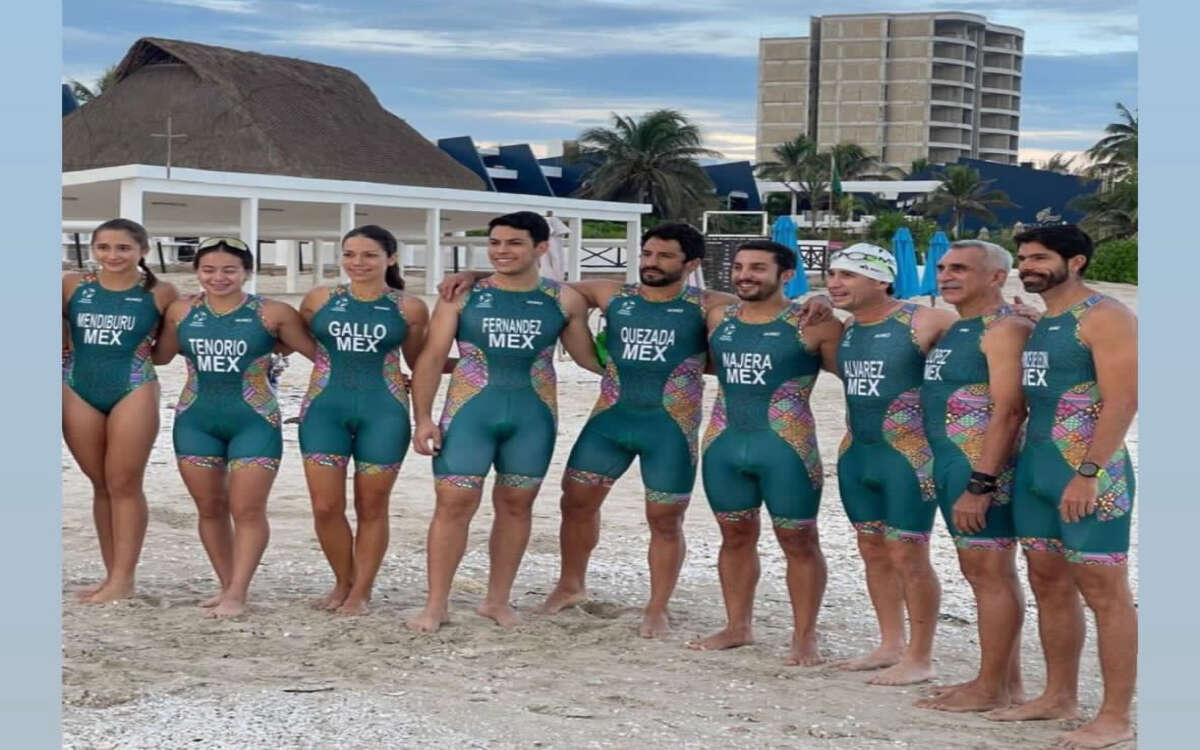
top-left (63, 37), bottom-right (485, 190)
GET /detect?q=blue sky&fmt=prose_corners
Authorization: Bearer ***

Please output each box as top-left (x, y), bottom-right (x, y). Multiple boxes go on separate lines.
top-left (63, 0), bottom-right (1137, 165)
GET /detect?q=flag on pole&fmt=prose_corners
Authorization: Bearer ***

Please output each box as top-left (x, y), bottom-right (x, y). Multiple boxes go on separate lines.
top-left (830, 152), bottom-right (842, 199)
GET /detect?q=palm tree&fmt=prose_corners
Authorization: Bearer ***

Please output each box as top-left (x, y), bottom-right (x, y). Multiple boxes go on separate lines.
top-left (572, 109), bottom-right (720, 220)
top-left (1084, 102), bottom-right (1137, 183)
top-left (755, 134), bottom-right (828, 229)
top-left (1071, 177), bottom-right (1137, 242)
top-left (68, 64), bottom-right (119, 104)
top-left (885, 158), bottom-right (935, 180)
top-left (1041, 152), bottom-right (1077, 174)
top-left (920, 165), bottom-right (1016, 238)
top-left (830, 142), bottom-right (880, 180)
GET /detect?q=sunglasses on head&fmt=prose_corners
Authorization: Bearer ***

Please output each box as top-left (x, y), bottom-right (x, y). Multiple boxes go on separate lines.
top-left (830, 250), bottom-right (889, 263)
top-left (198, 237), bottom-right (250, 252)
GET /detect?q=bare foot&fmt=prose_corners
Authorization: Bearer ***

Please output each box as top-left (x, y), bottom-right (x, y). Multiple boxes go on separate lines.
top-left (985, 694), bottom-right (1080, 722)
top-left (538, 584), bottom-right (588, 614)
top-left (1053, 715), bottom-right (1134, 749)
top-left (868, 658), bottom-right (936, 686)
top-left (406, 605), bottom-right (450, 634)
top-left (335, 598), bottom-right (369, 616)
top-left (476, 601), bottom-right (520, 628)
top-left (638, 608), bottom-right (671, 639)
top-left (686, 626), bottom-right (754, 651)
top-left (199, 592), bottom-right (223, 608)
top-left (915, 680), bottom-right (1011, 712)
top-left (204, 598), bottom-right (245, 619)
top-left (836, 645), bottom-right (903, 672)
top-left (312, 585), bottom-right (351, 612)
top-left (922, 680), bottom-right (971, 698)
top-left (73, 581), bottom-right (105, 602)
top-left (784, 630), bottom-right (823, 666)
top-left (84, 579), bottom-right (135, 604)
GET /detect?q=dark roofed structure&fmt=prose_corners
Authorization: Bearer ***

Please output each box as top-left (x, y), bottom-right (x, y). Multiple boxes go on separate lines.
top-left (63, 37), bottom-right (485, 190)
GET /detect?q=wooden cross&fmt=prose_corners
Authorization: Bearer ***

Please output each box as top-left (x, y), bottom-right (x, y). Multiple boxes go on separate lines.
top-left (151, 116), bottom-right (187, 179)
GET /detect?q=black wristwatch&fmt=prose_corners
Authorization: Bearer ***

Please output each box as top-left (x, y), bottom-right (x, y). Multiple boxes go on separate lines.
top-left (966, 471), bottom-right (997, 496)
top-left (1076, 461), bottom-right (1102, 478)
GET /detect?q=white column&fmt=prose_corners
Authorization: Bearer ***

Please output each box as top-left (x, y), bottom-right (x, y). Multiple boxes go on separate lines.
top-left (424, 207), bottom-right (442, 295)
top-left (280, 240), bottom-right (298, 294)
top-left (624, 218), bottom-right (641, 283)
top-left (339, 202), bottom-right (355, 284)
top-left (118, 179), bottom-right (143, 225)
top-left (240, 197), bottom-right (259, 294)
top-left (567, 216), bottom-right (583, 282)
top-left (397, 242), bottom-right (407, 275)
top-left (403, 242), bottom-right (415, 269)
top-left (311, 238), bottom-right (323, 287)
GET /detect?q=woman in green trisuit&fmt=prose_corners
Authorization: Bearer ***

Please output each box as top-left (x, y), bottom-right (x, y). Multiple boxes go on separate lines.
top-left (62, 218), bottom-right (179, 604)
top-left (298, 226), bottom-right (429, 615)
top-left (155, 239), bottom-right (314, 618)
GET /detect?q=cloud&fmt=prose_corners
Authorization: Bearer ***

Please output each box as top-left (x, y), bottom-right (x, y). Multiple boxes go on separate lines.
top-left (1017, 146), bottom-right (1088, 165)
top-left (147, 0), bottom-right (258, 14)
top-left (1019, 129), bottom-right (1099, 142)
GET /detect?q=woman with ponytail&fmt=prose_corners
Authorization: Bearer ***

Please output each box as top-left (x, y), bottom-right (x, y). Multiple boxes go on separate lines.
top-left (297, 225), bottom-right (429, 614)
top-left (62, 218), bottom-right (179, 603)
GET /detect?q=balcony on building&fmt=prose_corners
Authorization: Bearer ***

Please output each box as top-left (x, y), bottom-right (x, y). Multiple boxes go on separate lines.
top-left (980, 92), bottom-right (1020, 115)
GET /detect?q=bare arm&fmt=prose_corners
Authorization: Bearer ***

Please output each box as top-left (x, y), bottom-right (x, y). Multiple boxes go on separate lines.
top-left (558, 287), bottom-right (602, 374)
top-left (400, 295), bottom-right (430, 371)
top-left (819, 319), bottom-right (847, 375)
top-left (1059, 303), bottom-right (1138, 523)
top-left (266, 300), bottom-right (317, 361)
top-left (1082, 303), bottom-right (1138, 466)
top-left (437, 271), bottom-right (491, 301)
top-left (410, 295), bottom-right (463, 455)
top-left (299, 286), bottom-right (330, 325)
top-left (914, 306), bottom-right (959, 353)
top-left (702, 301), bottom-right (731, 375)
top-left (801, 318), bottom-right (843, 377)
top-left (568, 278), bottom-right (621, 312)
top-left (152, 299), bottom-right (186, 365)
top-left (952, 318), bottom-right (1033, 533)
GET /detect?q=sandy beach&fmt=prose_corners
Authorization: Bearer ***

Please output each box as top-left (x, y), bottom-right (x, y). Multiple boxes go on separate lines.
top-left (62, 271), bottom-right (1138, 749)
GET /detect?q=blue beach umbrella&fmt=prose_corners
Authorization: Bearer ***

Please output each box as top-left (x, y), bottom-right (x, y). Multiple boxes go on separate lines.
top-left (771, 215), bottom-right (809, 297)
top-left (891, 227), bottom-right (922, 299)
top-left (919, 231), bottom-right (950, 296)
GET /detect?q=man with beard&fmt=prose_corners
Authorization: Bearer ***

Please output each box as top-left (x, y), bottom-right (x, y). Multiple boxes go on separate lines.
top-left (439, 223), bottom-right (830, 637)
top-left (915, 240), bottom-right (1033, 713)
top-left (686, 240), bottom-right (843, 665)
top-left (987, 225), bottom-right (1137, 750)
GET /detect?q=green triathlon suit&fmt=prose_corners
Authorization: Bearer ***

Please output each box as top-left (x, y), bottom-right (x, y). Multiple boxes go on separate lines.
top-left (921, 306), bottom-right (1019, 549)
top-left (702, 302), bottom-right (823, 527)
top-left (173, 295), bottom-right (282, 471)
top-left (564, 283), bottom-right (707, 504)
top-left (63, 273), bottom-right (159, 414)
top-left (433, 277), bottom-right (568, 489)
top-left (299, 286), bottom-right (411, 474)
top-left (1014, 294), bottom-right (1135, 565)
top-left (837, 302), bottom-right (937, 541)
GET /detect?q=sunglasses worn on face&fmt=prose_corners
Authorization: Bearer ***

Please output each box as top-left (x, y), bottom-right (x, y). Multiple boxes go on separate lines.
top-left (198, 237), bottom-right (249, 252)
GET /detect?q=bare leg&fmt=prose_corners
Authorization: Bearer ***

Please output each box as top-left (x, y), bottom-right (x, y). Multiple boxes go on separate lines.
top-left (539, 479), bottom-right (608, 614)
top-left (640, 500), bottom-right (688, 638)
top-left (206, 466), bottom-right (275, 618)
top-left (338, 469), bottom-right (399, 615)
top-left (987, 549), bottom-right (1082, 722)
top-left (304, 462), bottom-right (354, 611)
top-left (1052, 563), bottom-right (1136, 749)
top-left (775, 524), bottom-right (827, 666)
top-left (408, 484), bottom-right (483, 633)
top-left (87, 383), bottom-right (159, 603)
top-left (62, 388), bottom-right (112, 599)
top-left (839, 531), bottom-right (906, 671)
top-left (477, 483), bottom-right (540, 627)
top-left (918, 546), bottom-right (1024, 710)
top-left (687, 514), bottom-right (759, 651)
top-left (177, 462), bottom-right (233, 605)
top-left (869, 538), bottom-right (940, 685)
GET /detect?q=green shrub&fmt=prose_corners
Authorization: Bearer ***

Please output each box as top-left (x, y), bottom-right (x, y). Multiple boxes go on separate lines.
top-left (866, 211), bottom-right (938, 254)
top-left (1084, 239), bottom-right (1137, 284)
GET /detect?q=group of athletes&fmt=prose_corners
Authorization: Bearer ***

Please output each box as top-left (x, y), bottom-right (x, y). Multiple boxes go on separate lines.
top-left (62, 210), bottom-right (1136, 749)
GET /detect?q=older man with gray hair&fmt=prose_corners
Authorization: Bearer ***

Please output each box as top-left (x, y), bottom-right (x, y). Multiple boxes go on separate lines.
top-left (915, 239), bottom-right (1035, 712)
